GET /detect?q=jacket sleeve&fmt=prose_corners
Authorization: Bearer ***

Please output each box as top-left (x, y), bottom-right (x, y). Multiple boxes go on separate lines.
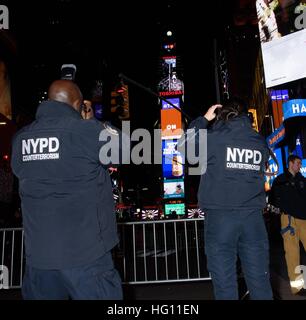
top-left (188, 116), bottom-right (209, 130)
top-left (177, 117), bottom-right (210, 173)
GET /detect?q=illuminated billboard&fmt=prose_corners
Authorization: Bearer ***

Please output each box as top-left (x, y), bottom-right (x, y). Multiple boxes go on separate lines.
top-left (265, 147), bottom-right (284, 191)
top-left (158, 56), bottom-right (184, 94)
top-left (301, 159), bottom-right (306, 177)
top-left (257, 0), bottom-right (306, 87)
top-left (162, 140), bottom-right (184, 179)
top-left (161, 97), bottom-right (180, 110)
top-left (270, 90), bottom-right (289, 129)
top-left (161, 109), bottom-right (182, 140)
top-left (283, 99), bottom-right (306, 120)
top-left (163, 179), bottom-right (184, 199)
top-left (164, 203), bottom-right (185, 216)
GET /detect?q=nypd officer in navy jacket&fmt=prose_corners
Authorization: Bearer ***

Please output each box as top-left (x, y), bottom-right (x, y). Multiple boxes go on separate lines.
top-left (188, 98), bottom-right (273, 300)
top-left (11, 80), bottom-right (124, 300)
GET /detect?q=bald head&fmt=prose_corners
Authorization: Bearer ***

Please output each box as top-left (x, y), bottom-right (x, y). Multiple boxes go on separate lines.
top-left (48, 80), bottom-right (83, 112)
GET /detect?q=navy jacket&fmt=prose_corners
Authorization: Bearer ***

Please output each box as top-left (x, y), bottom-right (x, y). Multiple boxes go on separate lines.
top-left (270, 171), bottom-right (306, 219)
top-left (189, 115), bottom-right (269, 210)
top-left (11, 100), bottom-right (121, 269)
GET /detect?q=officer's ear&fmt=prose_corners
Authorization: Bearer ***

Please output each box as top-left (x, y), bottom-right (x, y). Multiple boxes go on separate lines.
top-left (72, 99), bottom-right (82, 113)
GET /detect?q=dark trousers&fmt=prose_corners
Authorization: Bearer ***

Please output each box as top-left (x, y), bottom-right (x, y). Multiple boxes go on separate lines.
top-left (204, 209), bottom-right (273, 300)
top-left (22, 251), bottom-right (123, 300)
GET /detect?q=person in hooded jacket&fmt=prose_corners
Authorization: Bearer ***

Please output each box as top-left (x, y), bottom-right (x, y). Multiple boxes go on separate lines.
top-left (186, 98), bottom-right (273, 300)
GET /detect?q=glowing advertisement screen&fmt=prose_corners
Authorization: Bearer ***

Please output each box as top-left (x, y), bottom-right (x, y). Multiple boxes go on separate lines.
top-left (265, 147), bottom-right (284, 191)
top-left (164, 203), bottom-right (185, 216)
top-left (163, 179), bottom-right (185, 199)
top-left (162, 140), bottom-right (184, 179)
top-left (266, 124), bottom-right (285, 148)
top-left (162, 98), bottom-right (180, 110)
top-left (270, 90), bottom-right (289, 101)
top-left (161, 109), bottom-right (182, 140)
top-left (301, 159), bottom-right (306, 177)
top-left (257, 0), bottom-right (306, 88)
top-left (283, 99), bottom-right (306, 120)
top-left (158, 56), bottom-right (184, 94)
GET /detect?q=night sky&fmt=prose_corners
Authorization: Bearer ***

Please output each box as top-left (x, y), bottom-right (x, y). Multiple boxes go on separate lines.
top-left (5, 0), bottom-right (235, 122)
top-left (3, 0), bottom-right (236, 197)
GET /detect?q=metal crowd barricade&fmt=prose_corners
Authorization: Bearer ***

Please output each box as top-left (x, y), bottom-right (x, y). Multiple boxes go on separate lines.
top-left (0, 218), bottom-right (210, 289)
top-left (113, 218), bottom-right (210, 284)
top-left (0, 228), bottom-right (24, 289)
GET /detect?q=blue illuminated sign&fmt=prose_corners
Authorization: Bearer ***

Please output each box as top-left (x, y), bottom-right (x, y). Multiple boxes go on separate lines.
top-left (162, 98), bottom-right (180, 110)
top-left (162, 140), bottom-right (184, 179)
top-left (283, 99), bottom-right (306, 120)
top-left (265, 147), bottom-right (284, 189)
top-left (266, 124), bottom-right (285, 148)
top-left (301, 159), bottom-right (306, 178)
top-left (270, 90), bottom-right (289, 101)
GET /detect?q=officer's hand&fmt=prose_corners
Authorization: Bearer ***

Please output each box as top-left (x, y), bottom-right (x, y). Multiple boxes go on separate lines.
top-left (81, 100), bottom-right (94, 120)
top-left (204, 104), bottom-right (222, 121)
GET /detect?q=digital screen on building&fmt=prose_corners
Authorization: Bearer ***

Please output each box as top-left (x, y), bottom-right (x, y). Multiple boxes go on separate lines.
top-left (162, 140), bottom-right (184, 179)
top-left (283, 99), bottom-right (306, 120)
top-left (161, 109), bottom-right (182, 140)
top-left (270, 90), bottom-right (289, 101)
top-left (163, 179), bottom-right (185, 199)
top-left (257, 0), bottom-right (306, 87)
top-left (161, 98), bottom-right (180, 110)
top-left (266, 124), bottom-right (285, 148)
top-left (164, 203), bottom-right (185, 216)
top-left (265, 147), bottom-right (284, 191)
top-left (158, 56), bottom-right (184, 93)
top-left (301, 159), bottom-right (306, 177)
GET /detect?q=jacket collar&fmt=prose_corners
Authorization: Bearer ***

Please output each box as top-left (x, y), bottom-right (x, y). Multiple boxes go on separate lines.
top-left (286, 170), bottom-right (303, 180)
top-left (36, 100), bottom-right (82, 120)
top-left (226, 114), bottom-right (252, 129)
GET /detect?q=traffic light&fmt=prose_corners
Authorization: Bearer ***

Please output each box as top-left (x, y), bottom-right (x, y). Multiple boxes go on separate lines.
top-left (248, 108), bottom-right (259, 132)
